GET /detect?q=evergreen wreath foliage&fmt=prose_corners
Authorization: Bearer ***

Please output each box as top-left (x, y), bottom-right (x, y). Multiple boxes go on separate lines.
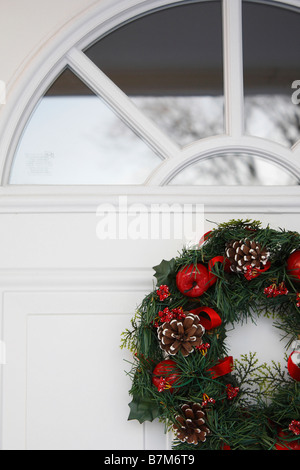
top-left (121, 219), bottom-right (300, 450)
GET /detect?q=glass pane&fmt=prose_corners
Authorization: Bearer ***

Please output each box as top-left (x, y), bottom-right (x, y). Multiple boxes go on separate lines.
top-left (168, 153), bottom-right (300, 186)
top-left (243, 1), bottom-right (300, 147)
top-left (131, 96), bottom-right (224, 147)
top-left (9, 69), bottom-right (161, 185)
top-left (85, 1), bottom-right (224, 146)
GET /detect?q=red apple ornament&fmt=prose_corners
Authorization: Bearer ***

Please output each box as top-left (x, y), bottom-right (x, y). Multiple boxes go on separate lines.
top-left (152, 359), bottom-right (180, 393)
top-left (275, 428), bottom-right (300, 450)
top-left (176, 263), bottom-right (210, 297)
top-left (287, 250), bottom-right (300, 282)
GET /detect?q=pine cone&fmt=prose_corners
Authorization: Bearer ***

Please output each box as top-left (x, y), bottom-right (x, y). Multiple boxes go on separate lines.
top-left (173, 403), bottom-right (211, 445)
top-left (225, 238), bottom-right (269, 273)
top-left (157, 313), bottom-right (205, 357)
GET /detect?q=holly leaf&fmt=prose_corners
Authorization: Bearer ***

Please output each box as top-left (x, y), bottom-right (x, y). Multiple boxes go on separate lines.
top-left (128, 395), bottom-right (160, 423)
top-left (153, 258), bottom-right (176, 286)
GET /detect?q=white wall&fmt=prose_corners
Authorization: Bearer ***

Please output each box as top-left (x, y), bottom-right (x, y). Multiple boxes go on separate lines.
top-left (0, 0), bottom-right (98, 87)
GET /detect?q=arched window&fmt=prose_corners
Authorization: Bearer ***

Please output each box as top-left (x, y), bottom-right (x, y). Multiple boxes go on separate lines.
top-left (3, 0), bottom-right (300, 189)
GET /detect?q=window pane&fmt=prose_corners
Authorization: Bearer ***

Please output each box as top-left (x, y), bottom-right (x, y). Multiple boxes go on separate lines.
top-left (85, 1), bottom-right (224, 146)
top-left (168, 153), bottom-right (299, 185)
top-left (131, 96), bottom-right (224, 146)
top-left (9, 69), bottom-right (161, 185)
top-left (243, 1), bottom-right (300, 147)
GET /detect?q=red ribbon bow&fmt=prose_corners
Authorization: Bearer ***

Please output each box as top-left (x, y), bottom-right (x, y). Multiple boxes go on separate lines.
top-left (207, 356), bottom-right (234, 379)
top-left (190, 306), bottom-right (222, 330)
top-left (190, 306), bottom-right (233, 378)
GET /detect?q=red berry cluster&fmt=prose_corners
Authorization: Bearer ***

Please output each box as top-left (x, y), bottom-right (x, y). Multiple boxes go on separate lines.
top-left (195, 343), bottom-right (210, 352)
top-left (201, 393), bottom-right (215, 407)
top-left (157, 377), bottom-right (168, 392)
top-left (156, 285), bottom-right (170, 301)
top-left (226, 384), bottom-right (239, 400)
top-left (289, 420), bottom-right (300, 436)
top-left (264, 282), bottom-right (288, 298)
top-left (244, 265), bottom-right (259, 280)
top-left (153, 307), bottom-right (186, 327)
top-left (296, 293), bottom-right (300, 307)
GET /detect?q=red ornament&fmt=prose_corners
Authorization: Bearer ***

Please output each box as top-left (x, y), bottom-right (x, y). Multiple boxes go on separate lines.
top-left (152, 359), bottom-right (180, 393)
top-left (287, 351), bottom-right (300, 381)
top-left (198, 230), bottom-right (213, 247)
top-left (275, 428), bottom-right (300, 450)
top-left (176, 263), bottom-right (210, 297)
top-left (287, 250), bottom-right (300, 282)
top-left (221, 443), bottom-right (231, 450)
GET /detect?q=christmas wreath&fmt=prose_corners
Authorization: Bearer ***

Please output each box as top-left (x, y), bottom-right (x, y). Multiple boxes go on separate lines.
top-left (121, 219), bottom-right (300, 450)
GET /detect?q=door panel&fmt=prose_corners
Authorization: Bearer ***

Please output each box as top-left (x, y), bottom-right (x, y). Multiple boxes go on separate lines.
top-left (2, 290), bottom-right (168, 450)
top-left (26, 313), bottom-right (137, 450)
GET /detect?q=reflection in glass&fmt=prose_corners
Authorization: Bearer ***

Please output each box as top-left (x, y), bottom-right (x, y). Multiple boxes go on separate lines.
top-left (245, 95), bottom-right (300, 147)
top-left (131, 96), bottom-right (224, 147)
top-left (85, 1), bottom-right (224, 145)
top-left (168, 154), bottom-right (300, 186)
top-left (9, 71), bottom-right (161, 185)
top-left (243, 1), bottom-right (300, 146)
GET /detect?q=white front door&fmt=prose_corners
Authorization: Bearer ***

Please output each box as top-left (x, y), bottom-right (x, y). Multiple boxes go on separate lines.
top-left (1, 209), bottom-right (300, 450)
top-left (1, 0), bottom-right (300, 451)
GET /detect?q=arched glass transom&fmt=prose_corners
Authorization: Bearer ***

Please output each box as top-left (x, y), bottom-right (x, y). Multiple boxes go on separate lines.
top-left (7, 0), bottom-right (300, 186)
